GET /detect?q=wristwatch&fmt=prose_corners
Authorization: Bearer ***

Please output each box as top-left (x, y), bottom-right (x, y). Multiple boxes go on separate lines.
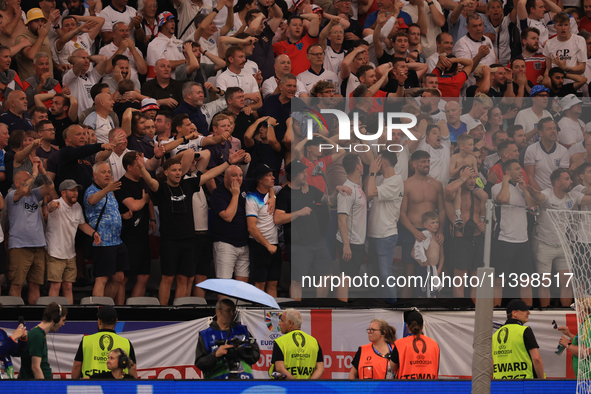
top-left (427, 1), bottom-right (434, 5)
top-left (212, 7), bottom-right (219, 13)
top-left (369, 173), bottom-right (376, 177)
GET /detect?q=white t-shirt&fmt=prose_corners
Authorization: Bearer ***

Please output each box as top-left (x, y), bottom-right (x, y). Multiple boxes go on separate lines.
top-left (45, 197), bottom-right (86, 260)
top-left (323, 46), bottom-right (345, 76)
top-left (343, 73), bottom-right (360, 98)
top-left (107, 149), bottom-right (149, 182)
top-left (460, 113), bottom-right (476, 125)
top-left (261, 77), bottom-right (307, 99)
top-left (427, 52), bottom-right (439, 73)
top-left (62, 66), bottom-right (102, 117)
top-left (568, 140), bottom-right (586, 156)
top-left (453, 34), bottom-right (496, 86)
top-left (243, 59), bottom-right (259, 77)
top-left (572, 184), bottom-right (591, 243)
top-left (176, 0), bottom-right (210, 42)
top-left (199, 31), bottom-right (221, 65)
top-left (170, 136), bottom-right (204, 157)
top-left (543, 34), bottom-right (587, 70)
top-left (514, 107), bottom-right (553, 145)
top-left (524, 141), bottom-right (569, 190)
top-left (86, 114), bottom-right (115, 144)
top-left (557, 117), bottom-right (585, 146)
top-left (394, 146), bottom-right (410, 181)
top-left (245, 190), bottom-right (278, 244)
top-left (417, 133), bottom-right (451, 185)
top-left (54, 33), bottom-right (94, 66)
top-left (184, 171), bottom-right (209, 231)
top-left (99, 5), bottom-right (138, 42)
top-left (336, 178), bottom-right (367, 245)
top-left (297, 68), bottom-right (341, 95)
top-left (534, 188), bottom-right (584, 245)
top-left (491, 181), bottom-right (529, 243)
top-left (146, 35), bottom-right (185, 79)
top-left (216, 68), bottom-right (259, 96)
top-left (367, 174), bottom-right (404, 238)
top-left (545, 13), bottom-right (578, 40)
top-left (520, 17), bottom-right (549, 47)
top-left (99, 42), bottom-right (141, 83)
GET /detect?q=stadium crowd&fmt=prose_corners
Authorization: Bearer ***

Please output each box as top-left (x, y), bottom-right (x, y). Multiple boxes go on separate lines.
top-left (0, 0), bottom-right (588, 308)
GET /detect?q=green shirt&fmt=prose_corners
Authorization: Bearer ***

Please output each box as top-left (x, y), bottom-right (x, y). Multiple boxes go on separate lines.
top-left (18, 326), bottom-right (52, 379)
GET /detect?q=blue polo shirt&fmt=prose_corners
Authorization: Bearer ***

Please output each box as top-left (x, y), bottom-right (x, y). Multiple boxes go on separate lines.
top-left (447, 121), bottom-right (467, 143)
top-left (174, 101), bottom-right (209, 136)
top-left (0, 110), bottom-right (33, 133)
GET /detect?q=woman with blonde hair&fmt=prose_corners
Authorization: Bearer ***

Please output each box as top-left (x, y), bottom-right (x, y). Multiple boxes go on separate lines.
top-left (89, 348), bottom-right (136, 379)
top-left (349, 319), bottom-right (396, 379)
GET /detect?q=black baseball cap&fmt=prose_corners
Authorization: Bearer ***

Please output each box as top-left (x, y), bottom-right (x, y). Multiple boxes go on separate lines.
top-left (286, 159), bottom-right (308, 178)
top-left (253, 164), bottom-right (275, 182)
top-left (97, 306), bottom-right (118, 324)
top-left (404, 310), bottom-right (423, 326)
top-left (506, 299), bottom-right (529, 314)
top-left (304, 136), bottom-right (324, 149)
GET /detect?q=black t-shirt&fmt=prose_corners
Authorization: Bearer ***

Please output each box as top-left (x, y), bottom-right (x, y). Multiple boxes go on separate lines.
top-left (231, 111), bottom-right (256, 146)
top-left (151, 175), bottom-right (201, 240)
top-left (210, 184), bottom-right (249, 247)
top-left (549, 83), bottom-right (577, 97)
top-left (115, 175), bottom-right (150, 243)
top-left (89, 371), bottom-right (135, 379)
top-left (251, 23), bottom-right (277, 81)
top-left (276, 185), bottom-right (324, 245)
top-left (48, 113), bottom-right (76, 149)
top-left (246, 139), bottom-right (283, 185)
top-left (140, 79), bottom-right (184, 112)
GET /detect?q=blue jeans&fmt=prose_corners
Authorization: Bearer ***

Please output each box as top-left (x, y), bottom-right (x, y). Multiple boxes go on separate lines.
top-left (368, 235), bottom-right (398, 303)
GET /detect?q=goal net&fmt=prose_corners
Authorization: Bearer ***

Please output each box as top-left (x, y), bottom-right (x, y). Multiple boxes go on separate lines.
top-left (547, 209), bottom-right (591, 392)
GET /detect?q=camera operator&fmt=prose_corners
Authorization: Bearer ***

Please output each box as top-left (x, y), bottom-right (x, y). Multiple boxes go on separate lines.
top-left (0, 304), bottom-right (27, 379)
top-left (195, 299), bottom-right (260, 379)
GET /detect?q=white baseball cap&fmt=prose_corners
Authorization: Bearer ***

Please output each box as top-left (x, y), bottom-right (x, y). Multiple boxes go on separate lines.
top-left (467, 120), bottom-right (483, 134)
top-left (560, 94), bottom-right (583, 112)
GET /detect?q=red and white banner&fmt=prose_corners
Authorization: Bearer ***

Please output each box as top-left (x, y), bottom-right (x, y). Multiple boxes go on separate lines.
top-left (1, 309), bottom-right (579, 379)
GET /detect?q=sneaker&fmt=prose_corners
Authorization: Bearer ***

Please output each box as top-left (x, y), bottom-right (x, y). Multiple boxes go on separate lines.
top-left (455, 212), bottom-right (463, 226)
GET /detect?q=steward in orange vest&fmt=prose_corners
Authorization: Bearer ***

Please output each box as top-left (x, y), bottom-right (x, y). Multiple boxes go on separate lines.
top-left (349, 319), bottom-right (397, 379)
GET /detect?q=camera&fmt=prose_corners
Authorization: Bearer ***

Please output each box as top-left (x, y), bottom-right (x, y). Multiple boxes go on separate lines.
top-left (214, 337), bottom-right (258, 379)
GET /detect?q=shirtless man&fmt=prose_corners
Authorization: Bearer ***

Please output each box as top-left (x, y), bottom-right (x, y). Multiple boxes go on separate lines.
top-left (399, 150), bottom-right (445, 298)
top-left (0, 0), bottom-right (27, 47)
top-left (444, 166), bottom-right (485, 300)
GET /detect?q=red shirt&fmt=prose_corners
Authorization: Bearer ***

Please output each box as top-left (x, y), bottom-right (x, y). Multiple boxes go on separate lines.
top-left (301, 155), bottom-right (333, 193)
top-left (348, 90), bottom-right (387, 112)
top-left (489, 162), bottom-right (530, 185)
top-left (273, 34), bottom-right (318, 76)
top-left (519, 53), bottom-right (546, 87)
top-left (432, 68), bottom-right (467, 100)
top-left (580, 16), bottom-right (591, 33)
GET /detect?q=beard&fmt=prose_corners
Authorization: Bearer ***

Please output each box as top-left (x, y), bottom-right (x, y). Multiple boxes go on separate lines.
top-left (68, 5), bottom-right (85, 16)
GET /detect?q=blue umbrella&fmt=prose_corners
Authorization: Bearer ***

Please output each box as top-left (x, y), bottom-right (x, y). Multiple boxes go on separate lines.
top-left (196, 279), bottom-right (281, 309)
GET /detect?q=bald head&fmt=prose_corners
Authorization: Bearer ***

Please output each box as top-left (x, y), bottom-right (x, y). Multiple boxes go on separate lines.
top-left (95, 92), bottom-right (114, 114)
top-left (274, 54), bottom-right (292, 77)
top-left (224, 165), bottom-right (243, 190)
top-left (14, 170), bottom-right (31, 189)
top-left (7, 90), bottom-right (27, 115)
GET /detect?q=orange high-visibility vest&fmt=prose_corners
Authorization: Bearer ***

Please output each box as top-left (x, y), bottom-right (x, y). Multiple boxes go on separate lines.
top-left (357, 343), bottom-right (391, 379)
top-left (394, 335), bottom-right (440, 379)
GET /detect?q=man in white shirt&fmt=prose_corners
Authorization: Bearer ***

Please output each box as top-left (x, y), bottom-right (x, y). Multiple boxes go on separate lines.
top-left (557, 94), bottom-right (585, 148)
top-left (336, 154), bottom-right (367, 302)
top-left (365, 152), bottom-right (403, 302)
top-left (491, 159), bottom-right (536, 306)
top-left (246, 164), bottom-right (280, 297)
top-left (517, 0), bottom-right (561, 48)
top-left (524, 117), bottom-right (569, 191)
top-left (460, 95), bottom-right (492, 125)
top-left (99, 0), bottom-right (142, 44)
top-left (54, 15), bottom-right (104, 68)
top-left (453, 14), bottom-right (497, 87)
top-left (543, 13), bottom-right (586, 81)
top-left (402, 0), bottom-right (445, 58)
top-left (318, 17), bottom-right (345, 76)
top-left (83, 92), bottom-right (115, 143)
top-left (514, 85), bottom-right (553, 145)
top-left (216, 46), bottom-right (262, 110)
top-left (46, 180), bottom-right (100, 305)
top-left (297, 44), bottom-right (341, 95)
top-left (62, 49), bottom-right (108, 117)
top-left (99, 21), bottom-right (147, 92)
top-left (427, 32), bottom-right (454, 73)
top-left (526, 168), bottom-right (591, 307)
top-left (174, 0), bottom-right (211, 42)
top-left (193, 0), bottom-right (234, 65)
top-left (146, 12), bottom-right (185, 79)
top-left (262, 54), bottom-right (308, 99)
top-left (105, 128), bottom-right (162, 182)
top-left (416, 121), bottom-right (452, 185)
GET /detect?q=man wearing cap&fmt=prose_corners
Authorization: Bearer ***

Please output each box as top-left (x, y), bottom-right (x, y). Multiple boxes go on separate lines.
top-left (83, 93), bottom-right (116, 144)
top-left (557, 94), bottom-right (585, 149)
top-left (141, 98), bottom-right (159, 120)
top-left (146, 12), bottom-right (185, 80)
top-left (246, 164), bottom-right (280, 297)
top-left (99, 21), bottom-right (148, 92)
top-left (514, 85), bottom-right (553, 146)
top-left (275, 160), bottom-right (336, 300)
top-left (492, 299), bottom-right (544, 379)
top-left (71, 305), bottom-right (138, 379)
top-left (14, 8), bottom-right (55, 80)
top-left (45, 180), bottom-right (101, 305)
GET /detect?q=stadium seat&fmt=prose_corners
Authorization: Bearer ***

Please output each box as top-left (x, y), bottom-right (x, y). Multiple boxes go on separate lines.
top-left (80, 297), bottom-right (115, 306)
top-left (275, 297), bottom-right (295, 303)
top-left (173, 297), bottom-right (208, 306)
top-left (125, 297), bottom-right (160, 306)
top-left (0, 296), bottom-right (25, 306)
top-left (35, 296), bottom-right (70, 306)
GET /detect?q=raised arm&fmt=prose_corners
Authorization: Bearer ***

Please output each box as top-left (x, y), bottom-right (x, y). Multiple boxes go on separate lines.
top-left (194, 0), bottom-right (226, 42)
top-left (300, 12), bottom-right (320, 37)
top-left (220, 0), bottom-right (235, 37)
top-left (341, 45), bottom-right (367, 80)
